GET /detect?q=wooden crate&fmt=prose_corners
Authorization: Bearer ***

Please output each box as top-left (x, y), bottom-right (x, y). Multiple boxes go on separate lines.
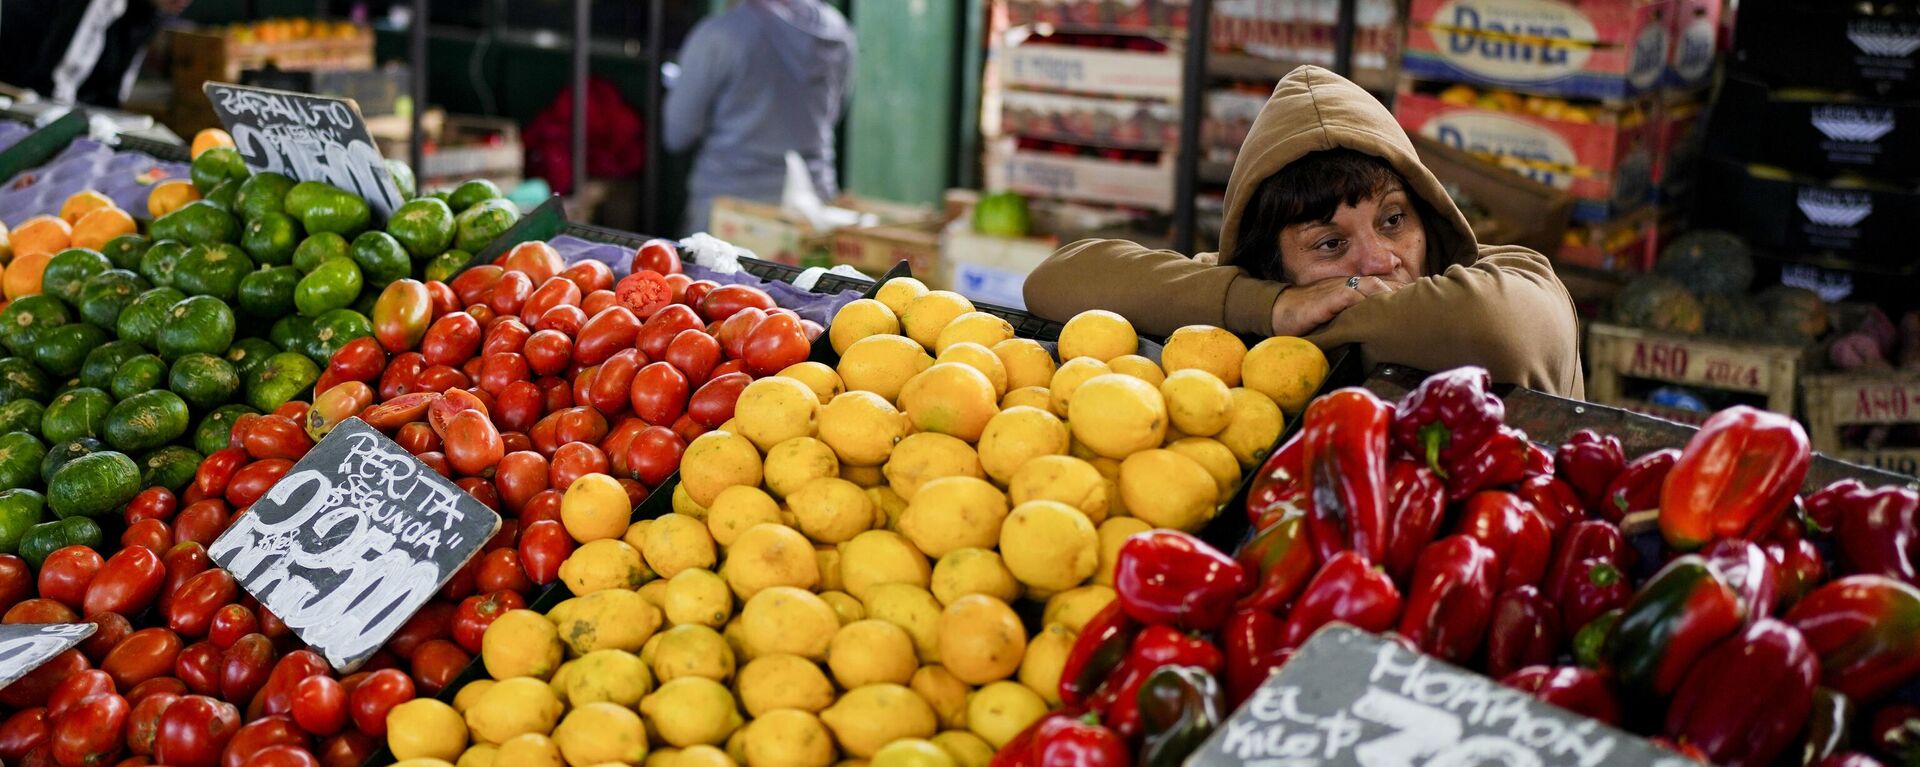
top-left (1804, 372), bottom-right (1920, 478)
top-left (1586, 322), bottom-right (1806, 425)
top-left (170, 27), bottom-right (375, 87)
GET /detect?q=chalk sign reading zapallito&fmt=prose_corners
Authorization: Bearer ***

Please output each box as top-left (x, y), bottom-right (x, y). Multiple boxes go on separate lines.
top-left (202, 82), bottom-right (405, 220)
top-left (208, 418), bottom-right (499, 673)
top-left (1187, 626), bottom-right (1703, 767)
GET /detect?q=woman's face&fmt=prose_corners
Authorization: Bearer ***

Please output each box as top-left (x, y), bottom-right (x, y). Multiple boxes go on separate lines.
top-left (1275, 185), bottom-right (1426, 286)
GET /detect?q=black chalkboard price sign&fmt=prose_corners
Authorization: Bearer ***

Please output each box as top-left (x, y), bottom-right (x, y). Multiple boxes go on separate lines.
top-left (207, 418), bottom-right (500, 672)
top-left (201, 82), bottom-right (405, 220)
top-left (0, 623), bottom-right (94, 689)
top-left (1188, 626), bottom-right (1704, 767)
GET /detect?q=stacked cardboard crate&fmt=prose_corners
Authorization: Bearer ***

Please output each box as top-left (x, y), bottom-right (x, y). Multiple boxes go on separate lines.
top-left (168, 20), bottom-right (375, 134)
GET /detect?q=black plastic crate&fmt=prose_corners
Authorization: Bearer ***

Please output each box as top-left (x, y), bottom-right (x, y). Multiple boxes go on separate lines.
top-left (111, 132), bottom-right (192, 164)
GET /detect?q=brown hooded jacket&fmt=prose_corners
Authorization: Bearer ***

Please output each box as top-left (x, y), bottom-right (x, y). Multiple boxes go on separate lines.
top-left (1021, 66), bottom-right (1584, 397)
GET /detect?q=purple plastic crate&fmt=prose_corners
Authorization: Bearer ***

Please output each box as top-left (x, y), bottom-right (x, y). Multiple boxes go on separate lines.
top-left (0, 139), bottom-right (191, 228)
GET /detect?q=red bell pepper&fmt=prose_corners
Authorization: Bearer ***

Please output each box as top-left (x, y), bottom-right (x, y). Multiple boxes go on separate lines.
top-left (1523, 442), bottom-right (1553, 478)
top-left (1484, 585), bottom-right (1560, 679)
top-left (1300, 388), bottom-right (1393, 565)
top-left (1454, 491), bottom-right (1551, 590)
top-left (1828, 482), bottom-right (1920, 585)
top-left (1806, 478), bottom-right (1867, 534)
top-left (1444, 426), bottom-right (1531, 501)
top-left (1555, 429), bottom-right (1626, 513)
top-left (1279, 551), bottom-right (1402, 650)
top-left (990, 712), bottom-right (1130, 767)
top-left (1391, 366), bottom-right (1503, 477)
top-left (1659, 405), bottom-right (1812, 551)
top-left (1138, 666), bottom-right (1223, 767)
top-left (1514, 475), bottom-right (1582, 539)
top-left (1498, 666), bottom-right (1622, 726)
top-left (1702, 538), bottom-right (1780, 623)
top-left (1088, 625), bottom-right (1224, 741)
top-left (1571, 609), bottom-right (1620, 669)
top-left (1114, 530), bottom-right (1246, 632)
top-left (1604, 554), bottom-right (1746, 698)
top-left (1245, 432), bottom-right (1307, 528)
top-left (1766, 536), bottom-right (1826, 612)
top-left (1058, 602), bottom-right (1136, 709)
top-left (1600, 448), bottom-right (1679, 523)
top-left (1544, 519), bottom-right (1629, 605)
top-left (1222, 608), bottom-right (1289, 709)
top-left (1395, 535), bottom-right (1499, 664)
top-left (1234, 516), bottom-right (1316, 612)
top-left (1785, 575), bottom-right (1920, 702)
top-left (1664, 618), bottom-right (1819, 767)
top-left (1558, 559), bottom-right (1630, 639)
top-left (1381, 458), bottom-right (1446, 587)
top-left (1806, 688), bottom-right (1856, 767)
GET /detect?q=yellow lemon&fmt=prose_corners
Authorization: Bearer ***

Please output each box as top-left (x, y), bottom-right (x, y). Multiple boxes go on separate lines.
top-left (493, 734), bottom-right (564, 767)
top-left (912, 667), bottom-right (971, 730)
top-left (653, 624), bottom-right (737, 683)
top-left (839, 530), bottom-right (932, 601)
top-left (707, 486), bottom-right (783, 547)
top-left (741, 586), bottom-right (841, 661)
top-left (465, 677), bottom-right (563, 744)
top-left (1107, 354), bottom-right (1166, 387)
top-left (976, 406), bottom-right (1069, 485)
top-left (1166, 437), bottom-right (1241, 500)
top-left (1118, 449), bottom-right (1219, 531)
top-left (966, 682), bottom-right (1047, 749)
top-left (897, 476), bottom-right (1008, 559)
top-left (936, 595), bottom-right (1026, 685)
top-left (553, 702), bottom-right (649, 766)
top-left (991, 339), bottom-right (1056, 391)
top-left (830, 299), bottom-right (901, 355)
top-left (388, 699), bottom-right (467, 761)
top-left (1043, 586), bottom-right (1117, 633)
top-left (900, 291), bottom-right (975, 351)
top-left (559, 539), bottom-right (650, 595)
top-left (738, 654), bottom-right (837, 716)
top-left (680, 745), bottom-right (737, 767)
top-left (642, 677), bottom-right (744, 747)
top-left (841, 462), bottom-right (885, 488)
top-left (1243, 336), bottom-right (1329, 413)
top-left (874, 277), bottom-right (930, 316)
top-left (1161, 325), bottom-right (1248, 386)
top-left (838, 335), bottom-right (934, 402)
top-left (638, 579), bottom-right (671, 611)
top-left (457, 744), bottom-right (498, 767)
top-left (860, 583), bottom-right (944, 663)
top-left (452, 680), bottom-right (494, 714)
top-left (743, 709), bottom-right (836, 767)
top-left (882, 433), bottom-right (983, 500)
top-left (869, 486), bottom-right (908, 530)
top-left (1095, 518), bottom-right (1152, 586)
top-left (482, 609), bottom-right (564, 680)
top-left (786, 477), bottom-right (872, 544)
top-left (821, 590), bottom-right (865, 624)
top-left (764, 437), bottom-right (840, 500)
top-left (723, 524), bottom-right (821, 599)
top-left (871, 739), bottom-right (955, 767)
top-left (899, 363), bottom-right (998, 443)
top-left (935, 342), bottom-right (1009, 398)
top-left (999, 386), bottom-right (1052, 411)
top-left (780, 361), bottom-right (846, 405)
top-left (1046, 357), bottom-right (1110, 418)
top-left (644, 513), bottom-right (718, 579)
top-left (552, 589), bottom-right (662, 656)
top-left (816, 545), bottom-right (845, 592)
top-left (827, 619), bottom-right (919, 688)
top-left (1057, 310), bottom-right (1137, 362)
top-left (666, 568), bottom-right (734, 628)
top-left (673, 484), bottom-right (710, 519)
top-left (1018, 623), bottom-right (1076, 706)
top-left (735, 377), bottom-right (821, 452)
top-left (999, 501), bottom-right (1097, 594)
top-left (1006, 455), bottom-right (1109, 523)
top-left (1218, 388), bottom-right (1284, 468)
top-left (930, 548), bottom-right (1021, 606)
top-left (1068, 374), bottom-right (1168, 459)
top-left (819, 391), bottom-right (909, 467)
top-left (683, 431), bottom-right (765, 507)
top-left (560, 473), bottom-right (631, 543)
top-left (1160, 369), bottom-right (1234, 437)
top-left (821, 684), bottom-right (939, 758)
top-left (567, 649), bottom-right (653, 707)
top-left (934, 311), bottom-right (1014, 355)
top-left (931, 732), bottom-right (993, 767)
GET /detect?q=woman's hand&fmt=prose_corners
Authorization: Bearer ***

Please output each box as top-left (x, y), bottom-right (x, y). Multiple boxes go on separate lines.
top-left (1270, 275), bottom-right (1402, 337)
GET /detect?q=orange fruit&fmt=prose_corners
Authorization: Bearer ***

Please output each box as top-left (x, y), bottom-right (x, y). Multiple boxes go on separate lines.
top-left (4, 252), bottom-right (50, 299)
top-left (71, 207), bottom-right (136, 251)
top-left (59, 191), bottom-right (113, 225)
top-left (191, 128), bottom-right (235, 159)
top-left (11, 216), bottom-right (71, 260)
top-left (147, 180), bottom-right (201, 219)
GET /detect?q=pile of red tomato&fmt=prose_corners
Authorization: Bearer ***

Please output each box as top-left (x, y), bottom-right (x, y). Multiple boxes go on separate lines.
top-left (0, 238), bottom-right (827, 767)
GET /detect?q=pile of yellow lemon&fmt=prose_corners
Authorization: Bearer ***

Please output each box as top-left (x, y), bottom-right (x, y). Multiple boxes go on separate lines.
top-left (406, 278), bottom-right (1328, 767)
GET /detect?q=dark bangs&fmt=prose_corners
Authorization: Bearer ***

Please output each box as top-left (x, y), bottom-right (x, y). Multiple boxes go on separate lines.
top-left (1230, 149), bottom-right (1406, 281)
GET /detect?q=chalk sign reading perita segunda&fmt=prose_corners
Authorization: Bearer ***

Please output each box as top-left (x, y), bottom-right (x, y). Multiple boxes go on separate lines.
top-left (1186, 625), bottom-right (1704, 767)
top-left (208, 418), bottom-right (500, 672)
top-left (0, 623), bottom-right (94, 689)
top-left (201, 82), bottom-right (404, 220)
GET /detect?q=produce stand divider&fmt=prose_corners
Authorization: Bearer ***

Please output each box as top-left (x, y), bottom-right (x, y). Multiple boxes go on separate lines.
top-left (1586, 321), bottom-right (1806, 425)
top-left (109, 132), bottom-right (192, 163)
top-left (1802, 372), bottom-right (1920, 479)
top-left (0, 111), bottom-right (87, 186)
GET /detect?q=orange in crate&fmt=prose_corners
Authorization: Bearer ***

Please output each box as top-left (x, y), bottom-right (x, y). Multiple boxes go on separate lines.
top-left (59, 190), bottom-right (114, 225)
top-left (191, 128), bottom-right (235, 160)
top-left (148, 180), bottom-right (201, 219)
top-left (4, 252), bottom-right (50, 299)
top-left (11, 216), bottom-right (71, 260)
top-left (71, 207), bottom-right (136, 251)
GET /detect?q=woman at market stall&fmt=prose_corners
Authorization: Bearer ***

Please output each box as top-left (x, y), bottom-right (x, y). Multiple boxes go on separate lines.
top-left (1022, 65), bottom-right (1584, 397)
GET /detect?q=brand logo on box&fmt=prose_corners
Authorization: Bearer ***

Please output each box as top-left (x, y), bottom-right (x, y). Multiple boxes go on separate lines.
top-left (1011, 156), bottom-right (1078, 194)
top-left (1436, 0), bottom-right (1596, 82)
top-left (1812, 106), bottom-right (1897, 143)
top-left (1009, 52), bottom-right (1089, 86)
top-left (1420, 110), bottom-right (1579, 190)
top-left (1847, 21), bottom-right (1920, 58)
top-left (1673, 18), bottom-right (1715, 82)
top-left (1629, 22), bottom-right (1670, 89)
top-left (1797, 188), bottom-right (1873, 228)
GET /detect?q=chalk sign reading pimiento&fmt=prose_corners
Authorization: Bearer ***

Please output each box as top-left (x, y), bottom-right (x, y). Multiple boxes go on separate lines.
top-left (0, 623), bottom-right (94, 690)
top-left (202, 82), bottom-right (404, 220)
top-left (208, 418), bottom-right (499, 672)
top-left (1188, 626), bottom-right (1703, 767)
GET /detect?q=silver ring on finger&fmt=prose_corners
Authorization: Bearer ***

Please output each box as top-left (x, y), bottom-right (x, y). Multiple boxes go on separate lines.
top-left (1347, 276), bottom-right (1361, 290)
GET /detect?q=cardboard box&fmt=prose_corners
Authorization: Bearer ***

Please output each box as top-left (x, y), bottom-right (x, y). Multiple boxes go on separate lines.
top-left (1695, 157), bottom-right (1920, 275)
top-left (1001, 91), bottom-right (1179, 150)
top-left (998, 144), bottom-right (1177, 211)
top-left (1555, 205), bottom-right (1657, 273)
top-left (1706, 75), bottom-right (1920, 182)
top-left (1212, 0), bottom-right (1400, 73)
top-left (370, 112), bottom-right (523, 190)
top-left (831, 220), bottom-right (944, 282)
top-left (1413, 134), bottom-right (1574, 255)
top-left (708, 196), bottom-right (938, 268)
top-left (1402, 0), bottom-right (1673, 101)
top-left (1005, 0), bottom-right (1182, 36)
top-left (1203, 88), bottom-right (1269, 163)
top-left (1001, 41), bottom-right (1183, 100)
top-left (240, 65), bottom-right (409, 117)
top-left (1733, 2), bottom-right (1920, 99)
top-left (1664, 0), bottom-right (1719, 91)
top-left (1395, 86), bottom-right (1656, 222)
top-left (943, 224), bottom-right (1057, 309)
top-left (170, 26), bottom-right (375, 87)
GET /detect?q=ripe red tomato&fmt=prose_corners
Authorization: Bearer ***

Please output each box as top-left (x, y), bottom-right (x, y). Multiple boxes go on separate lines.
top-left (531, 303), bottom-right (587, 335)
top-left (442, 411), bottom-right (506, 477)
top-left (520, 277), bottom-right (582, 327)
top-left (549, 260), bottom-right (609, 296)
top-left (664, 328), bottom-right (723, 386)
top-left (414, 363), bottom-right (471, 394)
top-left (102, 629), bottom-right (182, 690)
top-left (0, 648), bottom-right (87, 708)
top-left (385, 602), bottom-right (453, 663)
top-left (629, 362), bottom-right (690, 426)
top-left (219, 715), bottom-right (307, 767)
top-left (699, 284), bottom-right (777, 323)
top-left (347, 670), bottom-right (413, 738)
top-left (427, 389), bottom-right (490, 437)
top-left (711, 359), bottom-right (749, 379)
top-left (83, 547), bottom-right (165, 617)
top-left (464, 303), bottom-right (498, 326)
top-left (154, 695), bottom-right (241, 767)
top-left (523, 330), bottom-right (574, 377)
top-left (549, 442), bottom-right (610, 491)
top-left (495, 451), bottom-right (550, 512)
top-left (475, 353), bottom-right (531, 397)
top-left (408, 640), bottom-right (469, 696)
top-left (743, 312), bottom-right (811, 376)
top-left (165, 569), bottom-right (237, 638)
top-left (628, 426), bottom-right (688, 488)
top-left (602, 417), bottom-right (647, 477)
top-left (126, 488), bottom-right (178, 525)
top-left (46, 670), bottom-right (114, 720)
top-left (4, 598), bottom-right (79, 626)
top-left (226, 458), bottom-right (293, 508)
top-left (288, 675), bottom-right (346, 737)
top-left (536, 376), bottom-right (574, 415)
top-left (393, 422), bottom-right (440, 455)
top-left (688, 372), bottom-right (753, 428)
top-left (682, 279), bottom-right (719, 309)
top-left (242, 416), bottom-right (314, 462)
top-left (474, 549), bottom-right (533, 596)
top-left (450, 265), bottom-right (505, 307)
top-left (125, 678), bottom-right (185, 704)
top-left (616, 270), bottom-right (674, 318)
top-left (0, 555), bottom-right (32, 615)
top-left (573, 307), bottom-right (641, 367)
top-left (481, 318), bottom-right (532, 358)
top-left (127, 691), bottom-right (177, 755)
top-left (251, 743), bottom-right (321, 767)
top-left (487, 270), bottom-right (533, 316)
top-left (492, 379), bottom-right (544, 435)
top-left (420, 312), bottom-right (483, 368)
top-left (503, 242), bottom-right (565, 284)
top-left (581, 289), bottom-right (618, 317)
top-left (156, 543), bottom-right (211, 615)
top-left (207, 605), bottom-right (257, 650)
top-left (325, 337), bottom-right (386, 384)
top-left (378, 352), bottom-right (426, 400)
top-left (451, 591), bottom-right (527, 655)
top-left (372, 280), bottom-right (433, 354)
top-left (119, 519), bottom-right (172, 556)
top-left (79, 613), bottom-right (133, 664)
top-left (634, 239), bottom-right (683, 275)
top-left (0, 707), bottom-right (47, 762)
top-left (638, 304), bottom-right (705, 360)
top-left (425, 279), bottom-right (459, 315)
top-left (799, 318), bottom-right (825, 342)
top-left (172, 501), bottom-right (230, 550)
top-left (518, 521), bottom-right (575, 586)
top-left (172, 643), bottom-right (220, 697)
top-left (38, 547), bottom-right (104, 610)
top-left (552, 407), bottom-right (610, 446)
top-left (520, 490), bottom-right (564, 528)
top-left (716, 306), bottom-right (767, 360)
top-left (50, 691), bottom-right (128, 767)
top-left (219, 634), bottom-right (276, 706)
top-left (192, 451), bottom-right (245, 503)
top-left (588, 348), bottom-right (644, 415)
top-left (672, 413), bottom-right (710, 443)
top-left (253, 650), bottom-right (330, 720)
top-left (316, 731), bottom-right (374, 767)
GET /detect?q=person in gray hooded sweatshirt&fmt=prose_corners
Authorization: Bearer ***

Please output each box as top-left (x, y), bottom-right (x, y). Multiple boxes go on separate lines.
top-left (664, 0), bottom-right (855, 235)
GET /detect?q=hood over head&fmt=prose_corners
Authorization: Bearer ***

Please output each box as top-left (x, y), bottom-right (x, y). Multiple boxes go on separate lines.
top-left (1217, 65), bottom-right (1479, 275)
top-left (741, 0), bottom-right (853, 95)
